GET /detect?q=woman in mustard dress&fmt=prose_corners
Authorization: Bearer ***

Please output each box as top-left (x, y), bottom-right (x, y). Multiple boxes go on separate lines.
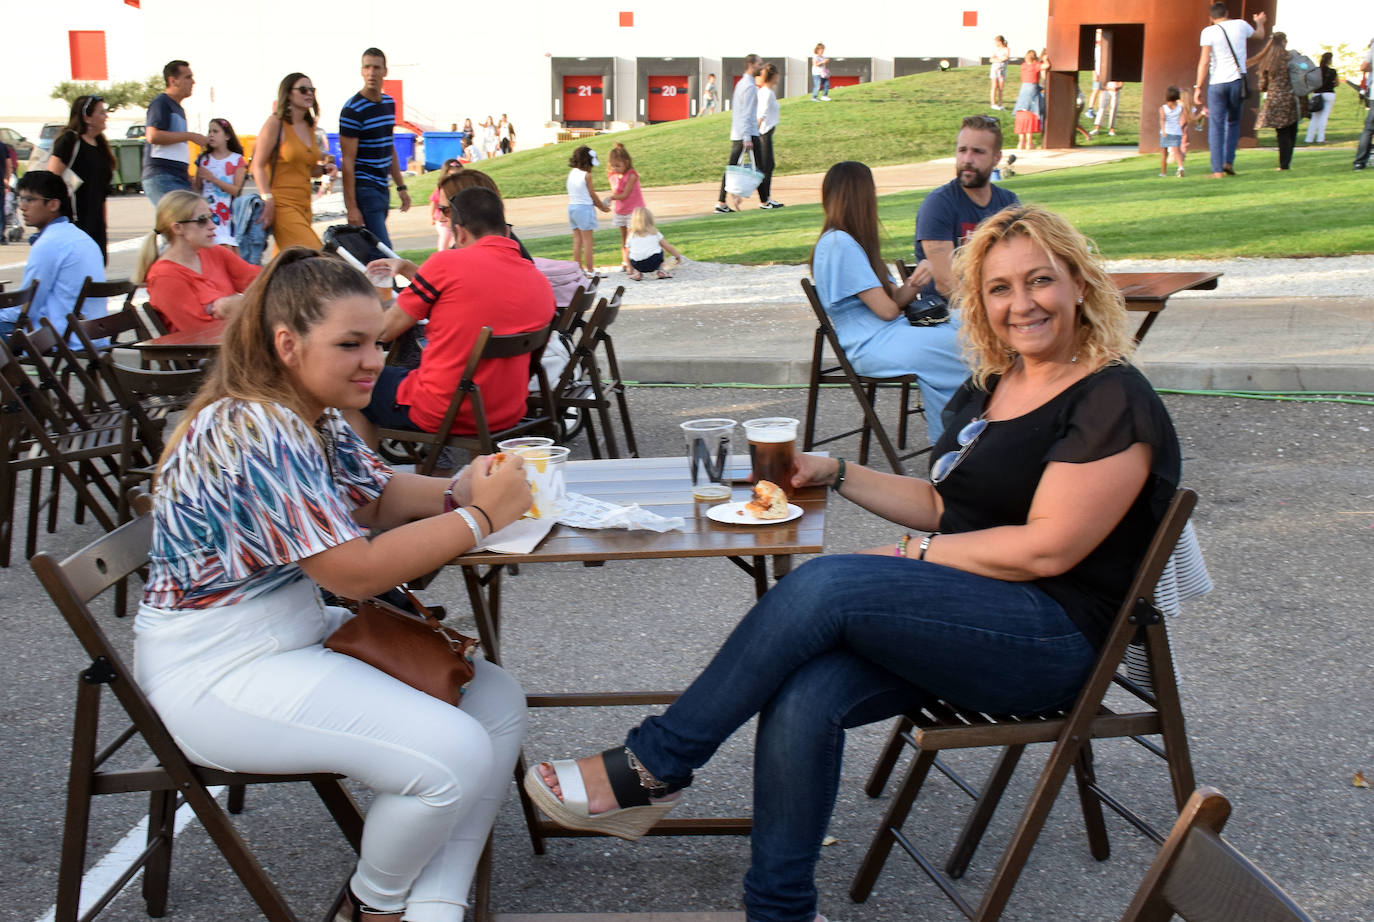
top-left (251, 72), bottom-right (329, 252)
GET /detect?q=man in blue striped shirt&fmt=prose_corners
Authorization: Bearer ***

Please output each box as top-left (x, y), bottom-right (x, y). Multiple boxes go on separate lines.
top-left (339, 47), bottom-right (411, 247)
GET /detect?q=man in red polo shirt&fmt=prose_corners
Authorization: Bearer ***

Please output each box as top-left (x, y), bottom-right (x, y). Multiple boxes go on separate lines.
top-left (351, 186), bottom-right (555, 446)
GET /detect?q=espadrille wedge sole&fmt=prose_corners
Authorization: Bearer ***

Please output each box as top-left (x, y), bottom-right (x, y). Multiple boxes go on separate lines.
top-left (523, 749), bottom-right (681, 842)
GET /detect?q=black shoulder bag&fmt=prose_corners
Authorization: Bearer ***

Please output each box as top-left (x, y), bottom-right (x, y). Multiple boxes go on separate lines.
top-left (1216, 24), bottom-right (1251, 101)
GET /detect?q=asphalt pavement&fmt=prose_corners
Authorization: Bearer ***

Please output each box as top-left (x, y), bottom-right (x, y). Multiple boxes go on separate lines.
top-left (2, 385), bottom-right (1372, 922)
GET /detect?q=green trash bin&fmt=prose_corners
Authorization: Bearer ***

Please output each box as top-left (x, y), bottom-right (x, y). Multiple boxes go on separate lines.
top-left (110, 139), bottom-right (145, 192)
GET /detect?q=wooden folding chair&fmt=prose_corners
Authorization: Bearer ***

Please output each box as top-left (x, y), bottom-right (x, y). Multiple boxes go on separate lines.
top-left (29, 497), bottom-right (365, 922)
top-left (1119, 786), bottom-right (1315, 922)
top-left (0, 278), bottom-right (40, 346)
top-left (552, 286), bottom-right (639, 458)
top-left (67, 276), bottom-right (139, 336)
top-left (0, 336), bottom-right (123, 566)
top-left (851, 489), bottom-right (1200, 921)
top-left (376, 322), bottom-right (559, 474)
top-left (800, 277), bottom-right (927, 474)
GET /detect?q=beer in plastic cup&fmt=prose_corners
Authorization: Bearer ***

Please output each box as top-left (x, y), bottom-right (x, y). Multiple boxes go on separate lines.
top-left (742, 417), bottom-right (799, 497)
top-left (512, 445), bottom-right (570, 519)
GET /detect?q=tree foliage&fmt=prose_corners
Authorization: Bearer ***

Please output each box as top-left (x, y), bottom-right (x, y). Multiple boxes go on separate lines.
top-left (50, 75), bottom-right (165, 113)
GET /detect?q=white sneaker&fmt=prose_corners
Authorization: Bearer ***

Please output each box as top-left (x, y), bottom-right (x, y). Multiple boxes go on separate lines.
top-left (990, 104), bottom-right (1004, 110)
top-left (713, 203), bottom-right (733, 214)
top-left (761, 200), bottom-right (786, 209)
top-left (1177, 167), bottom-right (1186, 177)
top-left (820, 95), bottom-right (832, 101)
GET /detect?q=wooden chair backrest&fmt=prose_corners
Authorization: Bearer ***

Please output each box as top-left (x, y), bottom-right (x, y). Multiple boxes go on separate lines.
top-left (428, 322), bottom-right (555, 450)
top-left (103, 356), bottom-right (206, 453)
top-left (71, 277), bottom-right (138, 323)
top-left (69, 301), bottom-right (150, 351)
top-left (1120, 787), bottom-right (1316, 922)
top-left (14, 321), bottom-right (115, 421)
top-left (0, 279), bottom-right (39, 314)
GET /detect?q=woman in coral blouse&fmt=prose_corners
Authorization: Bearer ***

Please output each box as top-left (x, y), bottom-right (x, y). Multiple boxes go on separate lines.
top-left (134, 190), bottom-right (261, 332)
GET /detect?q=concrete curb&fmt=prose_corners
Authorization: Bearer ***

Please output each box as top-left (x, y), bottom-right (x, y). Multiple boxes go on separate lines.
top-left (618, 357), bottom-right (1374, 393)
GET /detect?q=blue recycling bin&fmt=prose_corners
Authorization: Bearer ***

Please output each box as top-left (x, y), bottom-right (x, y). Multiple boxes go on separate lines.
top-left (422, 131), bottom-right (464, 171)
top-left (392, 132), bottom-right (416, 168)
top-left (326, 132), bottom-right (341, 166)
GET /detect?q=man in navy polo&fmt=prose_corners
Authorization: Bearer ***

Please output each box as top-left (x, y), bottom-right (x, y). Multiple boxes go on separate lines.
top-left (339, 47), bottom-right (412, 247)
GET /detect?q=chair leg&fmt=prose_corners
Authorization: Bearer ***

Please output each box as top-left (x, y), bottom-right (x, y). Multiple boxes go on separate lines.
top-left (143, 787), bottom-right (177, 915)
top-left (858, 383), bottom-right (876, 466)
top-left (1145, 623), bottom-right (1197, 810)
top-left (865, 716), bottom-right (914, 797)
top-left (946, 744), bottom-right (1026, 879)
top-left (1072, 741), bottom-right (1111, 861)
top-left (27, 466), bottom-right (44, 559)
top-left (850, 749), bottom-right (938, 902)
top-left (57, 679), bottom-right (101, 922)
top-left (612, 386), bottom-right (639, 458)
top-left (897, 383), bottom-right (911, 450)
top-left (802, 334), bottom-right (825, 452)
top-left (971, 736), bottom-right (1092, 921)
top-left (472, 834), bottom-right (494, 922)
top-left (228, 784), bottom-right (247, 814)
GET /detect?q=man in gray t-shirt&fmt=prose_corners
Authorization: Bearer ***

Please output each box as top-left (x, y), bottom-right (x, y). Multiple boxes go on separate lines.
top-left (1354, 40), bottom-right (1374, 170)
top-left (142, 60), bottom-right (207, 205)
top-left (715, 55), bottom-right (762, 213)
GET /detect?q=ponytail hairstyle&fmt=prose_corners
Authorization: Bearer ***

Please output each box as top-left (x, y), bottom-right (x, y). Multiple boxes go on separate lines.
top-left (568, 145), bottom-right (594, 171)
top-left (209, 117), bottom-right (245, 155)
top-left (160, 249), bottom-right (377, 464)
top-left (133, 190), bottom-right (203, 284)
top-left (607, 142), bottom-right (632, 173)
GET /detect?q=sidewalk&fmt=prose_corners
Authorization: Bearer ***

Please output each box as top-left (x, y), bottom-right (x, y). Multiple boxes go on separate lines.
top-left (607, 295), bottom-right (1374, 393)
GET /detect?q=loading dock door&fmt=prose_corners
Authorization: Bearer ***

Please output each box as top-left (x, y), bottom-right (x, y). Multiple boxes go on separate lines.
top-left (646, 75), bottom-right (689, 121)
top-left (830, 74), bottom-right (861, 88)
top-left (563, 75), bottom-right (605, 122)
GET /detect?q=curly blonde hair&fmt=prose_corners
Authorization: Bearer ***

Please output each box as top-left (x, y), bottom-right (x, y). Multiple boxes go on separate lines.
top-left (953, 204), bottom-right (1134, 390)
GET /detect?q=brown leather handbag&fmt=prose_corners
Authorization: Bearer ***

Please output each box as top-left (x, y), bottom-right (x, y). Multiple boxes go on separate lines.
top-left (324, 589), bottom-right (481, 705)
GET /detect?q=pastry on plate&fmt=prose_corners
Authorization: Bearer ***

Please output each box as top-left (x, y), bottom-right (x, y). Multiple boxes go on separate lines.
top-left (746, 480), bottom-right (789, 520)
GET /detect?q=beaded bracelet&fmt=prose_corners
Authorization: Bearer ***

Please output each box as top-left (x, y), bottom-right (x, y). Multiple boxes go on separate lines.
top-left (895, 534), bottom-right (912, 557)
top-left (918, 533), bottom-right (937, 560)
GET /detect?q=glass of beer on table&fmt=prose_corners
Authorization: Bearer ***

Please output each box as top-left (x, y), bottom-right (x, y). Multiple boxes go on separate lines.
top-left (743, 417), bottom-right (799, 496)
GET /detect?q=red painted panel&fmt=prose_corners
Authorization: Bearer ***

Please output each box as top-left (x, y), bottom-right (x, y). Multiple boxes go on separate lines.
top-left (563, 75), bottom-right (604, 121)
top-left (963, 10), bottom-right (978, 26)
top-left (619, 11), bottom-right (634, 26)
top-left (830, 75), bottom-right (861, 87)
top-left (69, 31), bottom-right (108, 81)
top-left (646, 75), bottom-right (690, 121)
top-left (383, 79), bottom-right (404, 120)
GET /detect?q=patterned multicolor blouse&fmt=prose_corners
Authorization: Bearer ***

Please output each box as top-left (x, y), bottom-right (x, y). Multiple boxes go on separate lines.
top-left (143, 400), bottom-right (392, 610)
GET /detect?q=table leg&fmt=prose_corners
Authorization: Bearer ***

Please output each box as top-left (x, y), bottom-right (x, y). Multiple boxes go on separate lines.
top-left (461, 563), bottom-right (549, 857)
top-left (1132, 310), bottom-right (1163, 345)
top-left (726, 554), bottom-right (793, 598)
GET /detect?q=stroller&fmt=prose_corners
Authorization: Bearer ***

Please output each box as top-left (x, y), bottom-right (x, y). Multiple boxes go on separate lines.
top-left (322, 223), bottom-right (419, 360)
top-left (3, 186), bottom-right (23, 243)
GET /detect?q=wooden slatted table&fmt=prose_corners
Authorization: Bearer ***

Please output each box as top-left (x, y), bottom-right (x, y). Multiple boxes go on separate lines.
top-left (1111, 271), bottom-right (1222, 344)
top-left (453, 455), bottom-right (827, 856)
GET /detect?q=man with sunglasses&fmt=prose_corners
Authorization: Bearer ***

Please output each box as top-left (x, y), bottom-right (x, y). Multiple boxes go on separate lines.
top-left (142, 60), bottom-right (207, 206)
top-left (0, 172), bottom-right (103, 339)
top-left (339, 47), bottom-right (411, 247)
top-left (913, 114), bottom-right (1020, 306)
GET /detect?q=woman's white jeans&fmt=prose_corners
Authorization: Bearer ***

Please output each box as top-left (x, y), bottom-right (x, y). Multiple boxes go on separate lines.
top-left (134, 580), bottom-right (526, 922)
top-left (1305, 92), bottom-right (1335, 142)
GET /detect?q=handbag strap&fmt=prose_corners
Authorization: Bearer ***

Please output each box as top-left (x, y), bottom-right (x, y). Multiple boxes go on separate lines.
top-left (1216, 23), bottom-right (1246, 76)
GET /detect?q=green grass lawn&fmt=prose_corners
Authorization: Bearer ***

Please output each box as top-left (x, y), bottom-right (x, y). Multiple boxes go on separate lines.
top-left (395, 75), bottom-right (1372, 263)
top-left (503, 145), bottom-right (1374, 265)
top-left (402, 68), bottom-right (1141, 204)
top-left (400, 70), bottom-right (1368, 207)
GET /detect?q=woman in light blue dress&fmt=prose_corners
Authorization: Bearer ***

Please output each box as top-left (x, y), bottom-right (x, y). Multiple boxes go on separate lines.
top-left (809, 161), bottom-right (969, 442)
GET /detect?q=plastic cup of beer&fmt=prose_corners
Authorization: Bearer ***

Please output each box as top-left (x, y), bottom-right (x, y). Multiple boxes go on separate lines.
top-left (680, 418), bottom-right (736, 501)
top-left (742, 417), bottom-right (799, 496)
top-left (497, 436), bottom-right (555, 453)
top-left (512, 445), bottom-right (570, 519)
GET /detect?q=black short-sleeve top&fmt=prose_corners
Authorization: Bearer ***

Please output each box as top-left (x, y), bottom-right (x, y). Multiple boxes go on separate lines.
top-left (933, 363), bottom-right (1181, 647)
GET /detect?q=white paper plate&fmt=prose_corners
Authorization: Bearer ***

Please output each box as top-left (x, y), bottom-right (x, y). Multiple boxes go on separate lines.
top-left (706, 501), bottom-right (804, 525)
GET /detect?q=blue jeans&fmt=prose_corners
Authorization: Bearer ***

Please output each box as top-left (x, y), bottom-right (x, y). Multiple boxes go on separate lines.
top-left (624, 554), bottom-right (1096, 922)
top-left (356, 182), bottom-right (392, 248)
top-left (142, 166), bottom-right (191, 206)
top-left (1354, 102), bottom-right (1374, 168)
top-left (1207, 78), bottom-right (1245, 174)
top-left (810, 74), bottom-right (830, 99)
